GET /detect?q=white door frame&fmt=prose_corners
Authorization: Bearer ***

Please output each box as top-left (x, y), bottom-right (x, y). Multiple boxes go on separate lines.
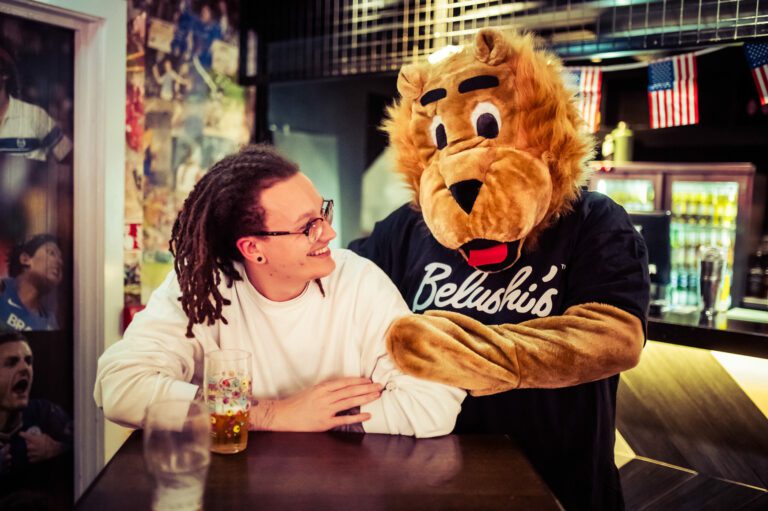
top-left (0, 0), bottom-right (126, 500)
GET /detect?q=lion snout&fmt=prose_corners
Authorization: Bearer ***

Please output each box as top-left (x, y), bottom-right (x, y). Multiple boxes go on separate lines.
top-left (449, 179), bottom-right (483, 214)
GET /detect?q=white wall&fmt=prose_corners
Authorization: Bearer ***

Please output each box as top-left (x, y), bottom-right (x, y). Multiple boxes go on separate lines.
top-left (274, 130), bottom-right (342, 249)
top-left (269, 76), bottom-right (399, 246)
top-left (0, 0), bottom-right (127, 499)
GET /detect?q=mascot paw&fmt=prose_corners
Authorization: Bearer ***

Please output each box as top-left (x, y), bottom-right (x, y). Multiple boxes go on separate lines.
top-left (386, 312), bottom-right (521, 396)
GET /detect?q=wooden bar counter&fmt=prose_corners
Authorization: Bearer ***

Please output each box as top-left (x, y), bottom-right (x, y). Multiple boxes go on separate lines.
top-left (76, 431), bottom-right (561, 510)
top-left (648, 308), bottom-right (768, 358)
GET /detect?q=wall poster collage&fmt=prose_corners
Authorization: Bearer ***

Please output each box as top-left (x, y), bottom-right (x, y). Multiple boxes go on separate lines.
top-left (125, 0), bottom-right (253, 310)
top-left (0, 11), bottom-right (75, 511)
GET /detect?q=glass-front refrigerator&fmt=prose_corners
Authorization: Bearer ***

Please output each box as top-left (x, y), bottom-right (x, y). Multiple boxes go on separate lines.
top-left (594, 178), bottom-right (659, 212)
top-left (588, 162), bottom-right (761, 312)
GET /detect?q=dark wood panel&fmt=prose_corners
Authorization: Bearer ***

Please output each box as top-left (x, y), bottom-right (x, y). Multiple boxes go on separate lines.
top-left (619, 459), bottom-right (696, 510)
top-left (617, 377), bottom-right (690, 468)
top-left (617, 342), bottom-right (768, 487)
top-left (736, 491), bottom-right (768, 510)
top-left (643, 474), bottom-right (765, 511)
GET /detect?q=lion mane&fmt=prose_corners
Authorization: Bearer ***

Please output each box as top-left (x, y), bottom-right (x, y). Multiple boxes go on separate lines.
top-left (383, 29), bottom-right (594, 269)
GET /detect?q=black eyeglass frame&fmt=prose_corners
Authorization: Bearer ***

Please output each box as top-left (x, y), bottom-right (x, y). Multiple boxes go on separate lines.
top-left (254, 199), bottom-right (334, 241)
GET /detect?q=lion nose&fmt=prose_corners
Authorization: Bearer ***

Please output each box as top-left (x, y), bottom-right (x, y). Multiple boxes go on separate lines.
top-left (449, 179), bottom-right (483, 214)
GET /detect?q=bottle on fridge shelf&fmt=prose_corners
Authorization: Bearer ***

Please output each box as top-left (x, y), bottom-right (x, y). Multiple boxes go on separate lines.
top-left (677, 250), bottom-right (687, 307)
top-left (708, 227), bottom-right (720, 249)
top-left (688, 225), bottom-right (701, 306)
top-left (671, 191), bottom-right (684, 219)
top-left (712, 198), bottom-right (721, 229)
top-left (721, 190), bottom-right (737, 231)
top-left (679, 192), bottom-right (690, 223)
top-left (698, 227), bottom-right (710, 254)
top-left (668, 269), bottom-right (679, 305)
top-left (699, 192), bottom-right (714, 227)
top-left (689, 192), bottom-right (701, 224)
top-left (717, 193), bottom-right (728, 229)
top-left (672, 221), bottom-right (689, 308)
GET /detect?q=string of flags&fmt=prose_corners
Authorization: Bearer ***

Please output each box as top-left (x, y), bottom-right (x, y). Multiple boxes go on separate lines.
top-left (571, 67), bottom-right (602, 133)
top-left (647, 53), bottom-right (699, 129)
top-left (567, 42), bottom-right (768, 133)
top-left (745, 43), bottom-right (768, 107)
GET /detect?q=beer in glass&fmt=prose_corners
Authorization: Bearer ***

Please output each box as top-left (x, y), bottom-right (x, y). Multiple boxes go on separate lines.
top-left (204, 349), bottom-right (252, 454)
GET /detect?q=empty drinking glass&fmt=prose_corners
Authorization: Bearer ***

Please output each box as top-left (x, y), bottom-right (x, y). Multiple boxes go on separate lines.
top-left (144, 399), bottom-right (210, 511)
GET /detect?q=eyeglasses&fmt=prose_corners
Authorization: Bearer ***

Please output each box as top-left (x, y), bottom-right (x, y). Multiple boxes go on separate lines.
top-left (255, 199), bottom-right (334, 244)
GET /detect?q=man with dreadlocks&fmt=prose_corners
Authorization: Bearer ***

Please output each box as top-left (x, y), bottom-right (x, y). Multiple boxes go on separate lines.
top-left (94, 145), bottom-right (464, 436)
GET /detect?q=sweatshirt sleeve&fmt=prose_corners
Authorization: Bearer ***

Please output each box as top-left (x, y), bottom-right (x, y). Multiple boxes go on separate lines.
top-left (354, 258), bottom-right (465, 438)
top-left (93, 270), bottom-right (213, 428)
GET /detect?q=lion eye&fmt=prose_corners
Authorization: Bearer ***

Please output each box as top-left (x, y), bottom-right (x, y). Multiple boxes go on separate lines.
top-left (430, 115), bottom-right (447, 150)
top-left (471, 102), bottom-right (501, 139)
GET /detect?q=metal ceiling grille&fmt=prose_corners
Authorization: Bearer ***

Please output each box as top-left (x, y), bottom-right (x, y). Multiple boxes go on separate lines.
top-left (265, 0), bottom-right (768, 80)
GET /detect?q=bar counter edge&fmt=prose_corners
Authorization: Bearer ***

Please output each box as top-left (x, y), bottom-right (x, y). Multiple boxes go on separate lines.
top-left (648, 313), bottom-right (768, 359)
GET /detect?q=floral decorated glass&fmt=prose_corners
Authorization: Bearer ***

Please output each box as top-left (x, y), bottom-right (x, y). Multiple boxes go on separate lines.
top-left (204, 349), bottom-right (252, 454)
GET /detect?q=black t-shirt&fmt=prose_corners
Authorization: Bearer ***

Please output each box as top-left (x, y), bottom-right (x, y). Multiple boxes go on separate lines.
top-left (350, 191), bottom-right (650, 511)
top-left (0, 399), bottom-right (74, 509)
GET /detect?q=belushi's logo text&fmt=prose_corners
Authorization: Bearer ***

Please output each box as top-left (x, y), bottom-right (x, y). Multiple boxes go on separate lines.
top-left (412, 263), bottom-right (561, 317)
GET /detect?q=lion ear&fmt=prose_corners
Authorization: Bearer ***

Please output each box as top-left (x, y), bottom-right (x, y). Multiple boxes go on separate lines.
top-left (397, 64), bottom-right (426, 101)
top-left (475, 29), bottom-right (510, 66)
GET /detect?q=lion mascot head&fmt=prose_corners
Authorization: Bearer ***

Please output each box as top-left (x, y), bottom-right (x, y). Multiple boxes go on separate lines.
top-left (383, 29), bottom-right (594, 272)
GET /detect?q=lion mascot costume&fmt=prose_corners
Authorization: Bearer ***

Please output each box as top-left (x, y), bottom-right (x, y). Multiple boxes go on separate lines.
top-left (350, 29), bottom-right (650, 510)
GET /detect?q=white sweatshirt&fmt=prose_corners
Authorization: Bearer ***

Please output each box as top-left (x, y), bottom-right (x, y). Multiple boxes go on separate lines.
top-left (94, 249), bottom-right (465, 437)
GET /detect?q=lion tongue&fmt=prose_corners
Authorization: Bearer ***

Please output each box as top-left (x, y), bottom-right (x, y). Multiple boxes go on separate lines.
top-left (467, 243), bottom-right (508, 267)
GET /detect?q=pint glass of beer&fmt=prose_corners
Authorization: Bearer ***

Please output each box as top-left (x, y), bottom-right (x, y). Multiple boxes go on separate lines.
top-left (204, 349), bottom-right (252, 454)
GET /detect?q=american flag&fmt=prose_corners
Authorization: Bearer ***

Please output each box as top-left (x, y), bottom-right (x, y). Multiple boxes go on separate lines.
top-left (647, 53), bottom-right (699, 129)
top-left (569, 67), bottom-right (602, 132)
top-left (745, 43), bottom-right (768, 106)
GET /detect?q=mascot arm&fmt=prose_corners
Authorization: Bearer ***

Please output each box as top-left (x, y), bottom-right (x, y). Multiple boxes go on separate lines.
top-left (386, 303), bottom-right (643, 396)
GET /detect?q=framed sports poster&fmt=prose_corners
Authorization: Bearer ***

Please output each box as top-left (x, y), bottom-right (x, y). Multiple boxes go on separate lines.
top-left (0, 11), bottom-right (75, 511)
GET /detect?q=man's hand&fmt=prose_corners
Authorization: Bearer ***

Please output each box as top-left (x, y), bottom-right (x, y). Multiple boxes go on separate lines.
top-left (18, 430), bottom-right (64, 463)
top-left (249, 377), bottom-right (382, 432)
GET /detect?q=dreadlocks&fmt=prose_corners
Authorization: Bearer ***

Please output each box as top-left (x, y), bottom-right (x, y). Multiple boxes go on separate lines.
top-left (170, 144), bottom-right (299, 337)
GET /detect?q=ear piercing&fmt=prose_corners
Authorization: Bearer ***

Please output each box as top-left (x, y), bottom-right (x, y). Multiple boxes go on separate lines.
top-left (256, 256), bottom-right (264, 263)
